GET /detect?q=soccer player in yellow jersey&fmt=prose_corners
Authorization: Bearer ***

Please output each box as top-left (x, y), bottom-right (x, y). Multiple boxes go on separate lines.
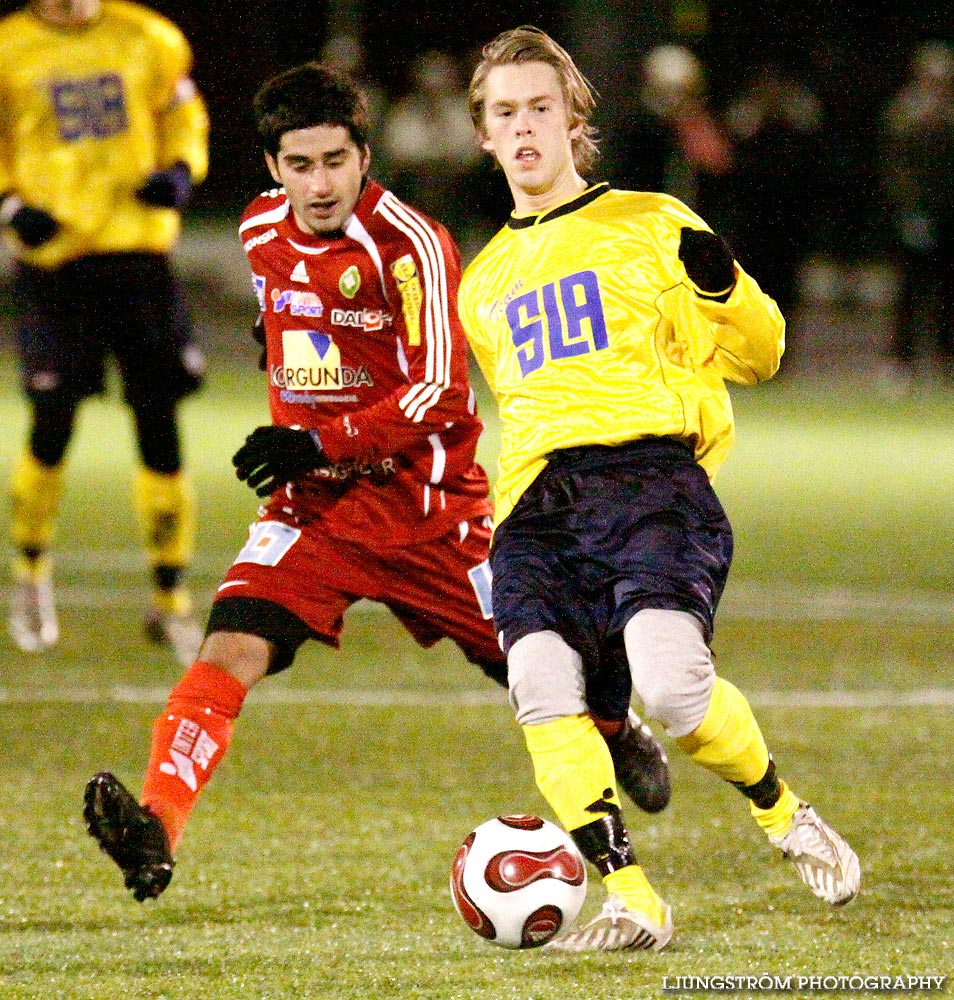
top-left (0, 0), bottom-right (209, 663)
top-left (459, 26), bottom-right (860, 952)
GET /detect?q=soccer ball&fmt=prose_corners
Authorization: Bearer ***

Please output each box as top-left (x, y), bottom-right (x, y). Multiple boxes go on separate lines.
top-left (450, 814), bottom-right (587, 949)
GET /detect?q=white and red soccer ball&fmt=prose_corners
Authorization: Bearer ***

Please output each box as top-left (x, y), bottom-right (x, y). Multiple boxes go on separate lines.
top-left (450, 814), bottom-right (587, 949)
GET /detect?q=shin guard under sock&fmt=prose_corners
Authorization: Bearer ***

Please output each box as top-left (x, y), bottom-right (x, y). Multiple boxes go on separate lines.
top-left (675, 677), bottom-right (770, 786)
top-left (522, 714), bottom-right (623, 834)
top-left (10, 451), bottom-right (63, 552)
top-left (133, 467), bottom-right (196, 575)
top-left (141, 661), bottom-right (247, 852)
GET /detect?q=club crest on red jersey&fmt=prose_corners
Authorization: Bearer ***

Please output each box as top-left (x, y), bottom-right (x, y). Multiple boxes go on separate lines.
top-left (339, 264), bottom-right (361, 298)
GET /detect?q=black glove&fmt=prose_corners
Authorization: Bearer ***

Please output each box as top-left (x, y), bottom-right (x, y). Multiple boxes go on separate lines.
top-left (232, 425), bottom-right (327, 497)
top-left (1, 196), bottom-right (59, 247)
top-left (251, 313), bottom-right (267, 371)
top-left (137, 162), bottom-right (192, 209)
top-left (678, 227), bottom-right (736, 294)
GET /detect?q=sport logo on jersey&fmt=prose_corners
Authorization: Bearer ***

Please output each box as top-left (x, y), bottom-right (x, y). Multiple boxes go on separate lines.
top-left (271, 288), bottom-right (323, 317)
top-left (273, 330), bottom-right (373, 391)
top-left (506, 269), bottom-right (610, 377)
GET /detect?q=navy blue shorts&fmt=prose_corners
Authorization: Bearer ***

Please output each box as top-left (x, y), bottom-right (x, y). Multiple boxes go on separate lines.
top-left (490, 438), bottom-right (733, 675)
top-left (14, 253), bottom-right (205, 406)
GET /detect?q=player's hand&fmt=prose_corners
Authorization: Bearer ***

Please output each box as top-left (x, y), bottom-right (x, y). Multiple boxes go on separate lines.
top-left (137, 162), bottom-right (193, 209)
top-left (251, 313), bottom-right (267, 371)
top-left (1, 196), bottom-right (59, 247)
top-left (232, 425), bottom-right (328, 497)
top-left (678, 227), bottom-right (736, 295)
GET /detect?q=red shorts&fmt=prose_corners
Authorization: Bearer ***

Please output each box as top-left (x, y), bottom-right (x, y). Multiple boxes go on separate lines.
top-left (212, 512), bottom-right (504, 678)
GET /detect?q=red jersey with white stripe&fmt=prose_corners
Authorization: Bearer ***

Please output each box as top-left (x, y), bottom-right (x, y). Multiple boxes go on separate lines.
top-left (238, 178), bottom-right (492, 547)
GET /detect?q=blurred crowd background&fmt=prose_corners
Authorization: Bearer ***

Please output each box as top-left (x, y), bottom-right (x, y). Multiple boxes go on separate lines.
top-left (2, 0), bottom-right (952, 384)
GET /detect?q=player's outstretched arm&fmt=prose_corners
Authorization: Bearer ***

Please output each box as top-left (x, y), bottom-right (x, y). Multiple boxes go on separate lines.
top-left (676, 226), bottom-right (784, 384)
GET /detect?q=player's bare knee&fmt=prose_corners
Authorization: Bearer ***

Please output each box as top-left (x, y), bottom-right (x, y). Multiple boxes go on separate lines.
top-left (624, 609), bottom-right (715, 736)
top-left (507, 631), bottom-right (587, 725)
top-left (199, 630), bottom-right (272, 689)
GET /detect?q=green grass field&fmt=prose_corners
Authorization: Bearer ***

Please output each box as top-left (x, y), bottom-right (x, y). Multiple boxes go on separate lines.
top-left (1, 355), bottom-right (952, 999)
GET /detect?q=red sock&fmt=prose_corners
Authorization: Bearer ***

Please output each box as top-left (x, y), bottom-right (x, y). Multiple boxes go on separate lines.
top-left (140, 661), bottom-right (247, 853)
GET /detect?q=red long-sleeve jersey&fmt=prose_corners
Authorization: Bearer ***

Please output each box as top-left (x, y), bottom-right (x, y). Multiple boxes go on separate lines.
top-left (238, 178), bottom-right (492, 547)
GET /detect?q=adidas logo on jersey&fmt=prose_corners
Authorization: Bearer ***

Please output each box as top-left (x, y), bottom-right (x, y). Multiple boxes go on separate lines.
top-left (290, 260), bottom-right (309, 283)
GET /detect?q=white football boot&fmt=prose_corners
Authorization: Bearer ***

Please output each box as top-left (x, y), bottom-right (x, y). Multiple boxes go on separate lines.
top-left (546, 893), bottom-right (673, 952)
top-left (769, 802), bottom-right (861, 905)
top-left (8, 555), bottom-right (59, 652)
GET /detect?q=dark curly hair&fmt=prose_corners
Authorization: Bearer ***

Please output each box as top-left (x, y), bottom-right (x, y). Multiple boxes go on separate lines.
top-left (253, 62), bottom-right (371, 157)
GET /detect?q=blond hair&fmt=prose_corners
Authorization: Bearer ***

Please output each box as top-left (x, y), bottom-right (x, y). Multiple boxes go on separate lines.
top-left (468, 25), bottom-right (600, 175)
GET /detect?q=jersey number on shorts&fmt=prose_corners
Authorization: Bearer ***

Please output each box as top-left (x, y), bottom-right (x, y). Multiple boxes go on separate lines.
top-left (234, 521), bottom-right (302, 567)
top-left (506, 269), bottom-right (609, 377)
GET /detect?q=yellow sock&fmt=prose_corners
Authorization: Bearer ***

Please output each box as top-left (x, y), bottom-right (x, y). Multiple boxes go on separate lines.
top-left (133, 467), bottom-right (196, 571)
top-left (750, 780), bottom-right (801, 837)
top-left (11, 551), bottom-right (53, 584)
top-left (522, 714), bottom-right (621, 832)
top-left (676, 677), bottom-right (770, 785)
top-left (604, 865), bottom-right (669, 925)
top-left (10, 452), bottom-right (63, 552)
top-left (151, 585), bottom-right (193, 617)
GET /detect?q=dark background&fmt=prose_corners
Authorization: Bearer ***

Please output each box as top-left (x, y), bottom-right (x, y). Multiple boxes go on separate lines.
top-left (2, 1), bottom-right (952, 267)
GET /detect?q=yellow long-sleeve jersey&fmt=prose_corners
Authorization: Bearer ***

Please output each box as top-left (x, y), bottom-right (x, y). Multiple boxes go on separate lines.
top-left (0, 0), bottom-right (209, 268)
top-left (458, 183), bottom-right (785, 525)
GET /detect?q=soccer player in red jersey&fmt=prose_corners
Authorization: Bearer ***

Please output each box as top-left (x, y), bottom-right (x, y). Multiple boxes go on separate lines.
top-left (82, 62), bottom-right (668, 902)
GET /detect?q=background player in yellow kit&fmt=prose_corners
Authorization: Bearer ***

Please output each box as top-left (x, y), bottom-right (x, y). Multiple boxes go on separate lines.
top-left (459, 25), bottom-right (860, 952)
top-left (0, 0), bottom-right (209, 663)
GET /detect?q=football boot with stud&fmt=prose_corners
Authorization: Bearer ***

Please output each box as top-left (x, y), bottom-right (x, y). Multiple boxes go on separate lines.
top-left (605, 710), bottom-right (671, 814)
top-left (83, 771), bottom-right (174, 901)
top-left (546, 892), bottom-right (673, 952)
top-left (8, 555), bottom-right (58, 652)
top-left (768, 802), bottom-right (860, 906)
top-left (144, 605), bottom-right (204, 667)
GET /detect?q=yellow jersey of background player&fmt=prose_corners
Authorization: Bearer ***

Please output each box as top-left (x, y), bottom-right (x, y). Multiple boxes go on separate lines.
top-left (458, 182), bottom-right (785, 525)
top-left (0, 0), bottom-right (208, 269)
